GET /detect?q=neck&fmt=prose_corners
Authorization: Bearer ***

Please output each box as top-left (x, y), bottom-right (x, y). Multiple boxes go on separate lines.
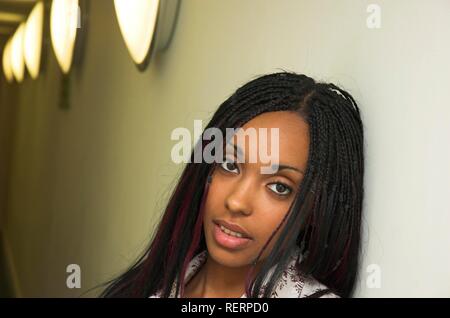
top-left (186, 255), bottom-right (260, 298)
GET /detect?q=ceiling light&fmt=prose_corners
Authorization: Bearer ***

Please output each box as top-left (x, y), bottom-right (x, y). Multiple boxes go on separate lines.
top-left (114, 0), bottom-right (179, 70)
top-left (11, 23), bottom-right (25, 83)
top-left (50, 0), bottom-right (79, 74)
top-left (2, 37), bottom-right (14, 83)
top-left (24, 2), bottom-right (44, 79)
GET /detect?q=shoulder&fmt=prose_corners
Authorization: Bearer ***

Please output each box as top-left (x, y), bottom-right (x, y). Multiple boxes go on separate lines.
top-left (149, 250), bottom-right (208, 298)
top-left (299, 275), bottom-right (340, 298)
top-left (270, 262), bottom-right (339, 298)
top-left (268, 248), bottom-right (340, 298)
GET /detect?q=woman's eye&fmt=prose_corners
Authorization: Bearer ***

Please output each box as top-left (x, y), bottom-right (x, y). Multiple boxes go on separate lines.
top-left (220, 160), bottom-right (239, 174)
top-left (267, 183), bottom-right (292, 196)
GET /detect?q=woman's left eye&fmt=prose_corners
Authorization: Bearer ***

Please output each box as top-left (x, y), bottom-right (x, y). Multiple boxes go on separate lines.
top-left (267, 183), bottom-right (292, 196)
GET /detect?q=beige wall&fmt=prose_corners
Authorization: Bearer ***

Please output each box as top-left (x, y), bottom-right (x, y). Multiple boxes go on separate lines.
top-left (0, 0), bottom-right (449, 297)
top-left (0, 78), bottom-right (17, 226)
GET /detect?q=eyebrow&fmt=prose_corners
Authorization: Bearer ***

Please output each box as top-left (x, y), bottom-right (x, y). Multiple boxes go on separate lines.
top-left (226, 143), bottom-right (305, 175)
top-left (275, 164), bottom-right (305, 175)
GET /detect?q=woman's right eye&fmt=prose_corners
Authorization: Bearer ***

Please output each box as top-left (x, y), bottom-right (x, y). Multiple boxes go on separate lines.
top-left (220, 160), bottom-right (239, 174)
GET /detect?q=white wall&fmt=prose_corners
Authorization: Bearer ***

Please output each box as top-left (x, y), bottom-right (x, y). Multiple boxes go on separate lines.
top-left (0, 0), bottom-right (449, 297)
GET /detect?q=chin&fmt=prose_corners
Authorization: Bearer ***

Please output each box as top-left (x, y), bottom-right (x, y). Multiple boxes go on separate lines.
top-left (204, 236), bottom-right (255, 268)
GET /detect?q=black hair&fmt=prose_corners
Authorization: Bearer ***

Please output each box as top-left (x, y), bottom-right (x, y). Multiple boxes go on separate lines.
top-left (100, 71), bottom-right (364, 298)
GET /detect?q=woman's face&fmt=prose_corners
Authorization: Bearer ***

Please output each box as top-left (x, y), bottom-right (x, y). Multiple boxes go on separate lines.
top-left (203, 111), bottom-right (310, 268)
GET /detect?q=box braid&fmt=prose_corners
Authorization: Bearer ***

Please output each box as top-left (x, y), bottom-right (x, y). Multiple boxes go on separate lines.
top-left (204, 72), bottom-right (364, 298)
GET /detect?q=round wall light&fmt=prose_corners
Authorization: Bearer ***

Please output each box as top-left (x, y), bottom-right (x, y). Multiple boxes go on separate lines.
top-left (2, 38), bottom-right (14, 83)
top-left (50, 0), bottom-right (80, 74)
top-left (24, 1), bottom-right (45, 79)
top-left (114, 0), bottom-right (180, 71)
top-left (11, 23), bottom-right (26, 83)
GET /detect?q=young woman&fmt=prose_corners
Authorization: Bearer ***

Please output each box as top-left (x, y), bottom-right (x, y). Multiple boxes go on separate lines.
top-left (101, 72), bottom-right (365, 298)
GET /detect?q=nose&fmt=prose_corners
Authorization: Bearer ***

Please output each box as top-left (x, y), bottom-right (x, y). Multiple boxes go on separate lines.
top-left (224, 178), bottom-right (254, 216)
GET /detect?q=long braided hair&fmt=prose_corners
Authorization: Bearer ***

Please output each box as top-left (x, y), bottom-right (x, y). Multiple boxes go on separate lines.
top-left (100, 71), bottom-right (364, 298)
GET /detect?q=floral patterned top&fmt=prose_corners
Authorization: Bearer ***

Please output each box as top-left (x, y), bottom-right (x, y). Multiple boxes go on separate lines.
top-left (149, 247), bottom-right (340, 298)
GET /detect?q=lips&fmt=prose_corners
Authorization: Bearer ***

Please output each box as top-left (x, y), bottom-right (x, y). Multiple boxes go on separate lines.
top-left (211, 219), bottom-right (254, 250)
top-left (214, 220), bottom-right (253, 239)
top-left (212, 223), bottom-right (252, 250)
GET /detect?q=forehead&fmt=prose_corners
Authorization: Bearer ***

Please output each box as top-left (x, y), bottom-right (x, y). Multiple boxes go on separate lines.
top-left (231, 111), bottom-right (310, 169)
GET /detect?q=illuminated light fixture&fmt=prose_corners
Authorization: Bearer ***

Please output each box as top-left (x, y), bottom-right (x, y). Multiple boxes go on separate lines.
top-left (11, 23), bottom-right (26, 83)
top-left (2, 38), bottom-right (14, 83)
top-left (24, 1), bottom-right (45, 79)
top-left (114, 0), bottom-right (180, 70)
top-left (50, 0), bottom-right (80, 74)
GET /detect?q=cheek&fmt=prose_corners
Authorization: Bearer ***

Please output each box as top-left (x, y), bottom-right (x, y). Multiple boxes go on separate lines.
top-left (202, 175), bottom-right (230, 238)
top-left (252, 200), bottom-right (291, 251)
top-left (204, 177), bottom-right (226, 218)
top-left (253, 189), bottom-right (293, 224)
